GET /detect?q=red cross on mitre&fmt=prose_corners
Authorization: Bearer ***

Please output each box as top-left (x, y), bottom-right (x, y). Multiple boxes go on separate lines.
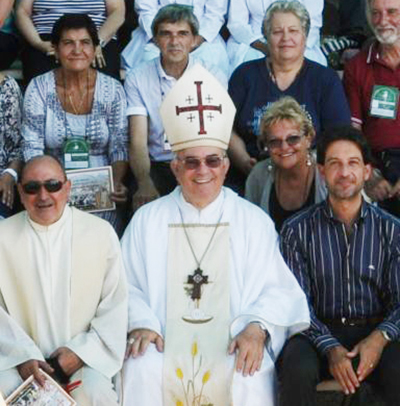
top-left (175, 81), bottom-right (222, 135)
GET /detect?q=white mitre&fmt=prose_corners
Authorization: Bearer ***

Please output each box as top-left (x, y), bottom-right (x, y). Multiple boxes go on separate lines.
top-left (160, 64), bottom-right (236, 152)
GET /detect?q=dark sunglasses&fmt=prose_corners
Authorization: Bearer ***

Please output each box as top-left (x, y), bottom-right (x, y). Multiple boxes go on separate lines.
top-left (178, 154), bottom-right (226, 170)
top-left (266, 135), bottom-right (303, 150)
top-left (22, 179), bottom-right (66, 195)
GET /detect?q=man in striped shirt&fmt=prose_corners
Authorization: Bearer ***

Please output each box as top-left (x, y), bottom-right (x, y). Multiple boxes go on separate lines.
top-left (278, 126), bottom-right (400, 406)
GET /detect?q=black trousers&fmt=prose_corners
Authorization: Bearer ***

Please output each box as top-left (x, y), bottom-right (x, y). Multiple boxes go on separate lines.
top-left (277, 326), bottom-right (400, 406)
top-left (150, 161), bottom-right (177, 197)
top-left (0, 32), bottom-right (20, 70)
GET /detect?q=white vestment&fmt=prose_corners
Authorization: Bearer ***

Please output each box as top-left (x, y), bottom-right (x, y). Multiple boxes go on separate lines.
top-left (121, 187), bottom-right (309, 405)
top-left (0, 207), bottom-right (128, 405)
top-left (121, 0), bottom-right (230, 77)
top-left (227, 0), bottom-right (326, 73)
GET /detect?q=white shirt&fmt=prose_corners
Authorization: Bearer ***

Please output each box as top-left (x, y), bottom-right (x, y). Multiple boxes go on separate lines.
top-left (124, 57), bottom-right (227, 162)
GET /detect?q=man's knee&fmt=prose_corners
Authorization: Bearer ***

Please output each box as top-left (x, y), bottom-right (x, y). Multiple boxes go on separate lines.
top-left (278, 335), bottom-right (319, 384)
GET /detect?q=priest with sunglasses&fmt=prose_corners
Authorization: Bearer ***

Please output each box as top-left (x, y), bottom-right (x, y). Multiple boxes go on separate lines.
top-left (0, 155), bottom-right (127, 405)
top-left (121, 64), bottom-right (309, 405)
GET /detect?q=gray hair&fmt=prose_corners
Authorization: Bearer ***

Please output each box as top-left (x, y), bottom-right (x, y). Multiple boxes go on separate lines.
top-left (259, 96), bottom-right (315, 147)
top-left (263, 1), bottom-right (310, 40)
top-left (152, 4), bottom-right (199, 37)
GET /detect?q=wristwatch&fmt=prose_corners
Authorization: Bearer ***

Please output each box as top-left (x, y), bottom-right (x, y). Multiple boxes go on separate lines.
top-left (3, 168), bottom-right (18, 183)
top-left (381, 329), bottom-right (391, 342)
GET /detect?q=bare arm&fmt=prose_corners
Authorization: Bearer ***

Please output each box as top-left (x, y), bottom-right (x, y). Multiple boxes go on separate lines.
top-left (0, 0), bottom-right (14, 28)
top-left (98, 0), bottom-right (125, 44)
top-left (228, 131), bottom-right (257, 176)
top-left (250, 40), bottom-right (269, 56)
top-left (111, 161), bottom-right (129, 204)
top-left (0, 159), bottom-right (22, 208)
top-left (16, 0), bottom-right (54, 54)
top-left (129, 115), bottom-right (159, 210)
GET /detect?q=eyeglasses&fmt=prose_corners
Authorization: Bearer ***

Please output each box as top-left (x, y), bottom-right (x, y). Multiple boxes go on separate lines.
top-left (266, 135), bottom-right (303, 150)
top-left (178, 154), bottom-right (226, 170)
top-left (21, 179), bottom-right (66, 195)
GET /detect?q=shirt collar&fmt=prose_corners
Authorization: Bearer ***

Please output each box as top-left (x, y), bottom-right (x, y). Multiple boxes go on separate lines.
top-left (156, 54), bottom-right (193, 80)
top-left (171, 186), bottom-right (225, 223)
top-left (27, 205), bottom-right (71, 232)
top-left (322, 198), bottom-right (369, 223)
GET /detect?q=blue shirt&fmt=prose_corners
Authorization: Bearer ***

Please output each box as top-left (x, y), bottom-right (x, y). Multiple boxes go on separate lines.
top-left (229, 58), bottom-right (351, 158)
top-left (280, 199), bottom-right (400, 354)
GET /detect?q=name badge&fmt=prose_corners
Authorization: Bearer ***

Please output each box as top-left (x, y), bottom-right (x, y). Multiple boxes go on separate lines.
top-left (370, 85), bottom-right (399, 119)
top-left (64, 138), bottom-right (89, 170)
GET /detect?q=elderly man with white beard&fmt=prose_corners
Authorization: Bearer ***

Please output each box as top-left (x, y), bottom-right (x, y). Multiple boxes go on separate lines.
top-left (344, 0), bottom-right (400, 217)
top-left (120, 64), bottom-right (310, 406)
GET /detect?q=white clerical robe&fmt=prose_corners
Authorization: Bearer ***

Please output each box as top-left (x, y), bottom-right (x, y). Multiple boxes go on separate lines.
top-left (121, 187), bottom-right (310, 405)
top-left (0, 207), bottom-right (127, 402)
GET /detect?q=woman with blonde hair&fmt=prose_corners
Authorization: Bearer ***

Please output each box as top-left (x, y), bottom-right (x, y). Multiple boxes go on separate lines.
top-left (245, 96), bottom-right (327, 231)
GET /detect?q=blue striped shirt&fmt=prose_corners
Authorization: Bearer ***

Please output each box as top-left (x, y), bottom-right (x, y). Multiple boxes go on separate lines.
top-left (280, 199), bottom-right (400, 354)
top-left (32, 0), bottom-right (107, 34)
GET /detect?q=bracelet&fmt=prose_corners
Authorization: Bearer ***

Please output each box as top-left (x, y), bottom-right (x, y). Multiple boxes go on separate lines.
top-left (2, 168), bottom-right (18, 182)
top-left (99, 38), bottom-right (107, 48)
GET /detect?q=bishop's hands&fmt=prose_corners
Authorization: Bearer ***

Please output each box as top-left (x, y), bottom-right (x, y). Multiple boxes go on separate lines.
top-left (125, 328), bottom-right (164, 359)
top-left (228, 322), bottom-right (268, 377)
top-left (327, 330), bottom-right (389, 395)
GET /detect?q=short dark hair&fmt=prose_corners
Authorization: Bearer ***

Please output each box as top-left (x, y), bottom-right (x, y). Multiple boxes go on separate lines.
top-left (317, 126), bottom-right (373, 165)
top-left (151, 4), bottom-right (199, 37)
top-left (51, 13), bottom-right (99, 46)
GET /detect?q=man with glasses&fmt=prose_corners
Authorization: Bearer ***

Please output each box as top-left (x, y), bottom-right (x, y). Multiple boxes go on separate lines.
top-left (279, 126), bottom-right (400, 406)
top-left (0, 155), bottom-right (127, 405)
top-left (121, 65), bottom-right (309, 405)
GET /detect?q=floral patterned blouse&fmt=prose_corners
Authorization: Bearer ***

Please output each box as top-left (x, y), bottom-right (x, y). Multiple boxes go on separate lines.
top-left (0, 75), bottom-right (22, 171)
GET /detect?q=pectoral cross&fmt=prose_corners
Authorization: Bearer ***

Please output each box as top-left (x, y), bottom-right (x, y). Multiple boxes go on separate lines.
top-left (187, 268), bottom-right (209, 301)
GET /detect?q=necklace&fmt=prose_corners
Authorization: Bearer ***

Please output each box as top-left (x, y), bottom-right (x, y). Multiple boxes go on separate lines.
top-left (177, 205), bottom-right (224, 302)
top-left (275, 163), bottom-right (313, 210)
top-left (62, 69), bottom-right (90, 115)
top-left (68, 89), bottom-right (87, 115)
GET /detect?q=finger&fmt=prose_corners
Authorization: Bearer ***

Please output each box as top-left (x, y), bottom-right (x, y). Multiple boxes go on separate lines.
top-left (6, 190), bottom-right (14, 208)
top-left (124, 343), bottom-right (133, 359)
top-left (343, 364), bottom-right (359, 394)
top-left (139, 336), bottom-right (151, 356)
top-left (228, 339), bottom-right (236, 355)
top-left (32, 365), bottom-right (46, 387)
top-left (357, 359), bottom-right (375, 381)
top-left (235, 347), bottom-right (247, 374)
top-left (131, 337), bottom-right (142, 358)
top-left (334, 368), bottom-right (352, 395)
top-left (247, 355), bottom-right (259, 377)
top-left (155, 336), bottom-right (164, 353)
top-left (38, 361), bottom-right (54, 376)
top-left (346, 345), bottom-right (359, 358)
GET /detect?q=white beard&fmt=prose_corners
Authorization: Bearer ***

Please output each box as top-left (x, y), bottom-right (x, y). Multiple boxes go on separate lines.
top-left (374, 25), bottom-right (400, 45)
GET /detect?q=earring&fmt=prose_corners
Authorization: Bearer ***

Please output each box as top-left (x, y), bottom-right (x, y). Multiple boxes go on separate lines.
top-left (306, 151), bottom-right (312, 167)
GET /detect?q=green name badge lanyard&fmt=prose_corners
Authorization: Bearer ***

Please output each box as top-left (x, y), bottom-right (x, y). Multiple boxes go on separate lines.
top-left (370, 85), bottom-right (399, 119)
top-left (64, 137), bottom-right (89, 170)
